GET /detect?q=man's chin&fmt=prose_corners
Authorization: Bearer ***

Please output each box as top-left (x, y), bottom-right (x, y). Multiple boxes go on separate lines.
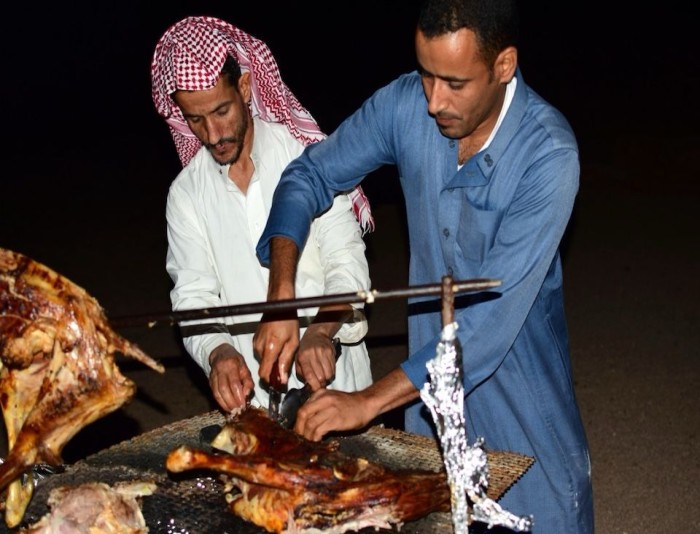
top-left (213, 156), bottom-right (232, 166)
top-left (437, 125), bottom-right (462, 139)
top-left (209, 149), bottom-right (238, 166)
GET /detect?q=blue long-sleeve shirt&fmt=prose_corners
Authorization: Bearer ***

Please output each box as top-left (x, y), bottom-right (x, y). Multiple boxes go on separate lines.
top-left (257, 70), bottom-right (593, 533)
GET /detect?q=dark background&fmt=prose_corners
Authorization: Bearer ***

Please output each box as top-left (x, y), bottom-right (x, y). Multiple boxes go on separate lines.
top-left (1, 2), bottom-right (698, 532)
top-left (3, 2), bottom-right (694, 311)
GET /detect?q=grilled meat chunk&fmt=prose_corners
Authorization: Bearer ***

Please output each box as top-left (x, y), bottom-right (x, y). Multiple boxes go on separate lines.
top-left (166, 407), bottom-right (450, 533)
top-left (22, 480), bottom-right (155, 534)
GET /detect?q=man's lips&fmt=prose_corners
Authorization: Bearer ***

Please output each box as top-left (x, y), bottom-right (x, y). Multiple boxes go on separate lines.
top-left (208, 138), bottom-right (236, 152)
top-left (435, 115), bottom-right (457, 127)
top-left (212, 142), bottom-right (230, 153)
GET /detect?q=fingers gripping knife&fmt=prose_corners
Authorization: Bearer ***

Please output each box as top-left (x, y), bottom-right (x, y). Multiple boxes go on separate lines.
top-left (268, 338), bottom-right (341, 428)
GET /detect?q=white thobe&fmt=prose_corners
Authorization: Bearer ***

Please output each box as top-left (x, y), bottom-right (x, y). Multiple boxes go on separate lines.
top-left (165, 117), bottom-right (372, 408)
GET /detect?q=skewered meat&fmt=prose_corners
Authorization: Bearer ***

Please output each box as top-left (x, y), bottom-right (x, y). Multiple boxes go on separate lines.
top-left (22, 480), bottom-right (156, 534)
top-left (166, 407), bottom-right (451, 533)
top-left (0, 247), bottom-right (164, 528)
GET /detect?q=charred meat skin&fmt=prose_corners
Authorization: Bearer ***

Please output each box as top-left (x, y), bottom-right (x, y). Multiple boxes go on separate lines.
top-left (166, 407), bottom-right (450, 533)
top-left (0, 248), bottom-right (164, 528)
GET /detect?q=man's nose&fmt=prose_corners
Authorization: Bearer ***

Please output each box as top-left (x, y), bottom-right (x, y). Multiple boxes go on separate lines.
top-left (204, 118), bottom-right (223, 145)
top-left (426, 81), bottom-right (448, 116)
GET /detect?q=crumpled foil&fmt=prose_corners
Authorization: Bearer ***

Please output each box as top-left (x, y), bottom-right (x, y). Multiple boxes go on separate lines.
top-left (420, 321), bottom-right (533, 533)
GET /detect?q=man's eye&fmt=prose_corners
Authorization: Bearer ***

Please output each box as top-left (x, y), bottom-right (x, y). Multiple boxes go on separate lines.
top-left (449, 82), bottom-right (465, 90)
top-left (187, 117), bottom-right (201, 125)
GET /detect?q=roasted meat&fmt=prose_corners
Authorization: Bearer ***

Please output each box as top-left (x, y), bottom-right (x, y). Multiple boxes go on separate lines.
top-left (0, 247), bottom-right (164, 528)
top-left (166, 407), bottom-right (451, 533)
top-left (22, 480), bottom-right (155, 534)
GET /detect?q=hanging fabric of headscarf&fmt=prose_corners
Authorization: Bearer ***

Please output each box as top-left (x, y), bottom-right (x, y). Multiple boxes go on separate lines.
top-left (151, 16), bottom-right (374, 235)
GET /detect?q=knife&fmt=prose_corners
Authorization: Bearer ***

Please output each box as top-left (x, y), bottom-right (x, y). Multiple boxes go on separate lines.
top-left (268, 359), bottom-right (284, 423)
top-left (278, 338), bottom-right (341, 429)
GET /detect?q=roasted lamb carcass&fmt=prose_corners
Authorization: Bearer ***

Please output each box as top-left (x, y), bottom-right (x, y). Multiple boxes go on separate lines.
top-left (0, 247), bottom-right (164, 528)
top-left (166, 407), bottom-right (451, 533)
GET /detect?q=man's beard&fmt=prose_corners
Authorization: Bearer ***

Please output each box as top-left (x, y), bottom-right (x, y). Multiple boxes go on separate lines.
top-left (206, 117), bottom-right (248, 166)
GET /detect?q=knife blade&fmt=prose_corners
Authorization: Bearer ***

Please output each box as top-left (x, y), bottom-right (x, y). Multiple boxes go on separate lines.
top-left (278, 338), bottom-right (341, 429)
top-left (268, 359), bottom-right (284, 423)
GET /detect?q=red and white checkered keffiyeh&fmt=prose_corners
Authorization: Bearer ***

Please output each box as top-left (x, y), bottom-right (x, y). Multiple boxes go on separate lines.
top-left (151, 16), bottom-right (374, 234)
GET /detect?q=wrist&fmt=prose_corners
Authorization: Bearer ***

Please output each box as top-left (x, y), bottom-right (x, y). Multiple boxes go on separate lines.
top-left (209, 343), bottom-right (236, 367)
top-left (267, 280), bottom-right (295, 301)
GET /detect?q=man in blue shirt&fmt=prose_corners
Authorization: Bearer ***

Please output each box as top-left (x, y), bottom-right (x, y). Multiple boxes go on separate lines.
top-left (254, 1), bottom-right (593, 531)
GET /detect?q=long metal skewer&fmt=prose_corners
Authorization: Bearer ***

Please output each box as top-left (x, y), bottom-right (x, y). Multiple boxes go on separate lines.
top-left (110, 278), bottom-right (501, 329)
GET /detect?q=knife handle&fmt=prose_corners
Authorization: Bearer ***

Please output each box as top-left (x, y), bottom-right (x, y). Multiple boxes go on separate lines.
top-left (332, 337), bottom-right (341, 360)
top-left (270, 359), bottom-right (283, 389)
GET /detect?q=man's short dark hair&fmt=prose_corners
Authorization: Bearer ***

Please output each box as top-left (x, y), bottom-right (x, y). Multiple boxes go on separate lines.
top-left (417, 0), bottom-right (519, 66)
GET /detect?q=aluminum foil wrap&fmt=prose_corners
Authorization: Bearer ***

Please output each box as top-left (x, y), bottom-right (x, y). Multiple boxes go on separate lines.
top-left (420, 321), bottom-right (533, 533)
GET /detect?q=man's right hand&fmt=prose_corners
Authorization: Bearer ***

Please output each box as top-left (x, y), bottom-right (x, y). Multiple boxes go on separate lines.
top-left (254, 236), bottom-right (300, 385)
top-left (208, 344), bottom-right (255, 413)
top-left (294, 368), bottom-right (421, 441)
top-left (253, 313), bottom-right (299, 385)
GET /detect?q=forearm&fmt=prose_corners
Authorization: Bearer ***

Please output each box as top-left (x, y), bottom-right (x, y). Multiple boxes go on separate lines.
top-left (305, 304), bottom-right (354, 339)
top-left (362, 367), bottom-right (420, 417)
top-left (266, 237), bottom-right (299, 301)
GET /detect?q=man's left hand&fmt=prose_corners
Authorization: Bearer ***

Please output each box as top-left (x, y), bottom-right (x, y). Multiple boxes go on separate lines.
top-left (296, 332), bottom-right (338, 391)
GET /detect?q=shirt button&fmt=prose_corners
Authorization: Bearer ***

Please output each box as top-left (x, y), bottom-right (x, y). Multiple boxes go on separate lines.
top-left (449, 140), bottom-right (456, 148)
top-left (447, 266), bottom-right (454, 276)
top-left (443, 228), bottom-right (450, 237)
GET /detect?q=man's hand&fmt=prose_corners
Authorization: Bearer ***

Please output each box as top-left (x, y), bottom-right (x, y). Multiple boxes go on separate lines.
top-left (293, 368), bottom-right (421, 441)
top-left (253, 312), bottom-right (299, 385)
top-left (293, 389), bottom-right (375, 441)
top-left (208, 344), bottom-right (254, 412)
top-left (296, 331), bottom-right (339, 391)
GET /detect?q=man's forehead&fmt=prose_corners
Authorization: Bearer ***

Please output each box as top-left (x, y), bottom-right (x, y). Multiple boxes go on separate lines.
top-left (416, 28), bottom-right (484, 75)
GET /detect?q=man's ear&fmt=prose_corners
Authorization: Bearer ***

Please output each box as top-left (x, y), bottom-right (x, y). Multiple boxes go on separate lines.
top-left (238, 71), bottom-right (252, 103)
top-left (495, 46), bottom-right (518, 83)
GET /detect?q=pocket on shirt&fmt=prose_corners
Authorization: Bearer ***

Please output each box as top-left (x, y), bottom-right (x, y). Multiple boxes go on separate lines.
top-left (456, 199), bottom-right (500, 264)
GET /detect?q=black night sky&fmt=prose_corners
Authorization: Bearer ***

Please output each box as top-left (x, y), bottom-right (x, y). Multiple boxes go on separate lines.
top-left (2, 0), bottom-right (695, 323)
top-left (0, 1), bottom-right (694, 317)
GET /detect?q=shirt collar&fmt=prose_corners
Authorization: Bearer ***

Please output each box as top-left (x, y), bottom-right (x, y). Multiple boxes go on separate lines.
top-left (450, 69), bottom-right (528, 187)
